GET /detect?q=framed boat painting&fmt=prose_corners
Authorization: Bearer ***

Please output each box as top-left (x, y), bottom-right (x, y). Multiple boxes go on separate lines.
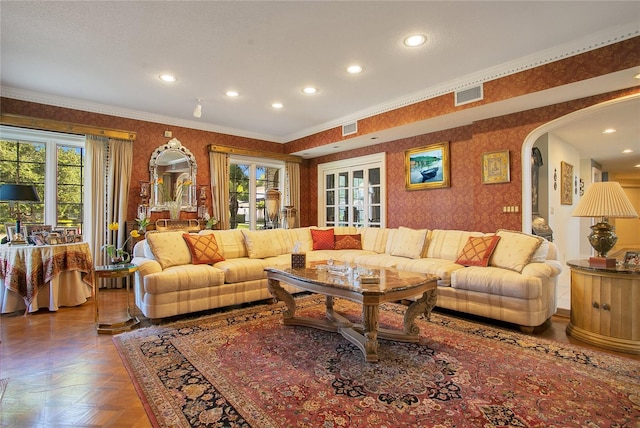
top-left (405, 142), bottom-right (450, 190)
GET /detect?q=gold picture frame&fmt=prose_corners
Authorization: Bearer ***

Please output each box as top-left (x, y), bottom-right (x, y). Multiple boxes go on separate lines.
top-left (481, 150), bottom-right (510, 184)
top-left (561, 161), bottom-right (573, 205)
top-left (404, 142), bottom-right (450, 190)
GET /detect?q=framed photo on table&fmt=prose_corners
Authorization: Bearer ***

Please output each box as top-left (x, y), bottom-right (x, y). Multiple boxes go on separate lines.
top-left (404, 142), bottom-right (450, 190)
top-left (481, 150), bottom-right (510, 184)
top-left (5, 224), bottom-right (27, 242)
top-left (624, 251), bottom-right (639, 266)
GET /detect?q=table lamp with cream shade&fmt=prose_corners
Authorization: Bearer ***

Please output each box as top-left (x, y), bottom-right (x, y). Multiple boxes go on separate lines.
top-left (572, 181), bottom-right (639, 267)
top-left (0, 184), bottom-right (41, 246)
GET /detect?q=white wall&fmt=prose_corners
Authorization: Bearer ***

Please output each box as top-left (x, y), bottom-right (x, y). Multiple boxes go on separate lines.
top-left (547, 133), bottom-right (581, 265)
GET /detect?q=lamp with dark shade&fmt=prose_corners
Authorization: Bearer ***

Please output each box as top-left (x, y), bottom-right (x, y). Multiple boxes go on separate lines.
top-left (572, 181), bottom-right (638, 267)
top-left (0, 184), bottom-right (41, 245)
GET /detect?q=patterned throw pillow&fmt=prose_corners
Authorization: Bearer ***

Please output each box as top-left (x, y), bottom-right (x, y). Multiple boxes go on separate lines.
top-left (334, 234), bottom-right (362, 250)
top-left (311, 228), bottom-right (335, 250)
top-left (182, 233), bottom-right (225, 265)
top-left (455, 235), bottom-right (501, 267)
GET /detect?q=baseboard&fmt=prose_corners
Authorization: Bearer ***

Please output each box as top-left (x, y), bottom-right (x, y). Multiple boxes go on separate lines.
top-left (555, 307), bottom-right (570, 318)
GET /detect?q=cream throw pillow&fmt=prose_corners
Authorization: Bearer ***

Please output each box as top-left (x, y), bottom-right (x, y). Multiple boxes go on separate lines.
top-left (390, 226), bottom-right (428, 259)
top-left (489, 229), bottom-right (543, 272)
top-left (242, 230), bottom-right (286, 259)
top-left (146, 231), bottom-right (192, 269)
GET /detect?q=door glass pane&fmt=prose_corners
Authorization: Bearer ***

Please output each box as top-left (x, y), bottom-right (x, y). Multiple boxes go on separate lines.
top-left (338, 172), bottom-right (348, 187)
top-left (326, 207), bottom-right (335, 223)
top-left (326, 174), bottom-right (335, 189)
top-left (230, 164), bottom-right (250, 229)
top-left (338, 189), bottom-right (348, 205)
top-left (369, 168), bottom-right (380, 185)
top-left (326, 190), bottom-right (335, 206)
top-left (370, 187), bottom-right (380, 204)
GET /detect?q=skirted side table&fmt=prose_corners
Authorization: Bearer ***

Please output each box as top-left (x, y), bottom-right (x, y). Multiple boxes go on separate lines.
top-left (566, 259), bottom-right (639, 354)
top-left (94, 263), bottom-right (140, 334)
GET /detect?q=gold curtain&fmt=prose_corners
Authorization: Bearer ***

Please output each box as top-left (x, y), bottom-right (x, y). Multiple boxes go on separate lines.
top-left (210, 151), bottom-right (230, 229)
top-left (285, 161), bottom-right (300, 227)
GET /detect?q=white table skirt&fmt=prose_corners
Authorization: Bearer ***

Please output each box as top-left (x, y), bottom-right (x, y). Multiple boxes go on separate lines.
top-left (0, 270), bottom-right (92, 313)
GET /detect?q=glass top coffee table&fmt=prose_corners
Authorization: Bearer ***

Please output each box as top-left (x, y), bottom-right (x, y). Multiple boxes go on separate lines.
top-left (265, 263), bottom-right (438, 362)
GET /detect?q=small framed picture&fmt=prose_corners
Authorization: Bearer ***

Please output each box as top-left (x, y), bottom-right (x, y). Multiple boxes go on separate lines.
top-left (481, 150), bottom-right (510, 184)
top-left (623, 251), bottom-right (639, 266)
top-left (31, 232), bottom-right (47, 246)
top-left (5, 224), bottom-right (27, 242)
top-left (47, 232), bottom-right (60, 245)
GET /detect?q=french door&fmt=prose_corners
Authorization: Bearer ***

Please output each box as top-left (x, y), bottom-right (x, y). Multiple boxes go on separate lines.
top-left (318, 153), bottom-right (385, 228)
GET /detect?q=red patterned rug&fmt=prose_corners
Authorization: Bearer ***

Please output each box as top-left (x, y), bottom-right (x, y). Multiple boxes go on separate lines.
top-left (114, 295), bottom-right (640, 427)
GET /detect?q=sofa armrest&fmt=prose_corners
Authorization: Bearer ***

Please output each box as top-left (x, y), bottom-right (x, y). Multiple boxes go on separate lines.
top-left (131, 257), bottom-right (163, 276)
top-left (521, 260), bottom-right (562, 279)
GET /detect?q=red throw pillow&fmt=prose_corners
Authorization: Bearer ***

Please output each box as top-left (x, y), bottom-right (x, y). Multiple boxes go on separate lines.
top-left (311, 228), bottom-right (335, 250)
top-left (182, 233), bottom-right (225, 265)
top-left (334, 234), bottom-right (362, 250)
top-left (455, 235), bottom-right (501, 267)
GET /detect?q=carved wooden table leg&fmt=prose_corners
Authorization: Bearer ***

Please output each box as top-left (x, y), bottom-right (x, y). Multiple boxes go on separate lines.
top-left (363, 304), bottom-right (380, 362)
top-left (267, 278), bottom-right (296, 319)
top-left (403, 288), bottom-right (438, 335)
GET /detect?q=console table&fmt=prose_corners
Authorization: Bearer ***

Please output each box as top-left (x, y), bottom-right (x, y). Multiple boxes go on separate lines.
top-left (566, 260), bottom-right (639, 354)
top-left (0, 242), bottom-right (94, 314)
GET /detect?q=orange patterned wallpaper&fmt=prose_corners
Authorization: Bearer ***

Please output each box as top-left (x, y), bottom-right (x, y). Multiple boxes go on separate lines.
top-left (301, 88), bottom-right (640, 232)
top-left (1, 37), bottom-right (639, 230)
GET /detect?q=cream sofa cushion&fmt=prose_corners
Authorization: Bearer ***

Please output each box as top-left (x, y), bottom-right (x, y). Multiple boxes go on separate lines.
top-left (146, 231), bottom-right (192, 269)
top-left (390, 226), bottom-right (428, 259)
top-left (143, 264), bottom-right (225, 294)
top-left (451, 266), bottom-right (542, 299)
top-left (358, 227), bottom-right (389, 253)
top-left (426, 229), bottom-right (485, 261)
top-left (200, 229), bottom-right (247, 259)
top-left (490, 230), bottom-right (543, 273)
top-left (242, 229), bottom-right (291, 259)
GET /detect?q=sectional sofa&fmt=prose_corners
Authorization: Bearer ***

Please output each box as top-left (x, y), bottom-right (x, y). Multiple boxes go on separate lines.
top-left (131, 226), bottom-right (561, 332)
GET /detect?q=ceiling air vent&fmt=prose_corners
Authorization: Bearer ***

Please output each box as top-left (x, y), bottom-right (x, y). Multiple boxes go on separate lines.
top-left (455, 84), bottom-right (483, 106)
top-left (342, 121), bottom-right (358, 136)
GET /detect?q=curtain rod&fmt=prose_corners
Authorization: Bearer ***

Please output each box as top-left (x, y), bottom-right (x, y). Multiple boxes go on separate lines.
top-left (0, 113), bottom-right (136, 141)
top-left (209, 144), bottom-right (302, 164)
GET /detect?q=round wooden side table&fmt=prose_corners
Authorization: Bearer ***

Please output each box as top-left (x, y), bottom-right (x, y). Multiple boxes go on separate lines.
top-left (566, 259), bottom-right (639, 354)
top-left (94, 263), bottom-right (140, 335)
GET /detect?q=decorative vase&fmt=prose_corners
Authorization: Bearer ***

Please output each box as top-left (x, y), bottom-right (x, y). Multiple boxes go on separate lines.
top-left (110, 249), bottom-right (130, 265)
top-left (167, 201), bottom-right (180, 220)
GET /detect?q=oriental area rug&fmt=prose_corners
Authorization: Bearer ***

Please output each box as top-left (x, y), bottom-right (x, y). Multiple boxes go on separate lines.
top-left (114, 295), bottom-right (640, 427)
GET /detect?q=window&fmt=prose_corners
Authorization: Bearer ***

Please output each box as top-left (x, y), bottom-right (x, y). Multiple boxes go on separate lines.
top-left (229, 156), bottom-right (284, 230)
top-left (0, 126), bottom-right (85, 238)
top-left (318, 153), bottom-right (386, 228)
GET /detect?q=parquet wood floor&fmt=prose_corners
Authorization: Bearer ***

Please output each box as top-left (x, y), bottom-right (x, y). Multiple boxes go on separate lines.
top-left (1, 289), bottom-right (637, 427)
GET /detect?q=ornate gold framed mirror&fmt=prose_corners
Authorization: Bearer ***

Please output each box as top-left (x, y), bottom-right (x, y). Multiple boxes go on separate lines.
top-left (149, 138), bottom-right (197, 212)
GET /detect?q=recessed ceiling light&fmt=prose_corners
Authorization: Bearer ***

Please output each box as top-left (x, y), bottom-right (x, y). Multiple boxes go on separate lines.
top-left (347, 65), bottom-right (363, 74)
top-left (226, 90), bottom-right (239, 97)
top-left (159, 74), bottom-right (176, 83)
top-left (302, 87), bottom-right (317, 95)
top-left (635, 72), bottom-right (640, 79)
top-left (622, 149), bottom-right (634, 153)
top-left (403, 34), bottom-right (427, 47)
top-left (602, 128), bottom-right (617, 134)
top-left (635, 164), bottom-right (640, 168)
top-left (272, 102), bottom-right (283, 109)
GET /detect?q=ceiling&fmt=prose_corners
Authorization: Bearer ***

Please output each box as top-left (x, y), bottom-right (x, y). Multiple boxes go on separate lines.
top-left (1, 1), bottom-right (639, 170)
